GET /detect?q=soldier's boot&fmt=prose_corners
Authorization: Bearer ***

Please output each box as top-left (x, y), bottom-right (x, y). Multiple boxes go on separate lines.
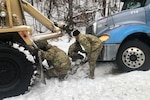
top-left (44, 69), bottom-right (58, 79)
top-left (58, 75), bottom-right (66, 81)
top-left (89, 72), bottom-right (94, 79)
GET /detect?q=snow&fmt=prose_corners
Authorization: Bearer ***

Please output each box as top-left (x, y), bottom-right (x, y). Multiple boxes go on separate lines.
top-left (4, 31), bottom-right (150, 100)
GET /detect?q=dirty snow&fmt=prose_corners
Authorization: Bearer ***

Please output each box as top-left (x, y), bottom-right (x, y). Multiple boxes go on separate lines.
top-left (4, 31), bottom-right (150, 100)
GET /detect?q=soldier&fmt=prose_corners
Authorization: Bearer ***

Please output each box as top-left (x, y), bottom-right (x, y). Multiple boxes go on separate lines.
top-left (36, 40), bottom-right (71, 80)
top-left (72, 29), bottom-right (103, 79)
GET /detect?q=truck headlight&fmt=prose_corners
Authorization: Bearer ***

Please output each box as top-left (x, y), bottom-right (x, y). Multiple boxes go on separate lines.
top-left (99, 34), bottom-right (110, 42)
top-left (0, 11), bottom-right (6, 17)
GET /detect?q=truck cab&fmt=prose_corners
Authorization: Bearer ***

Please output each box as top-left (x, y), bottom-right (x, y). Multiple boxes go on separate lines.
top-left (86, 0), bottom-right (150, 72)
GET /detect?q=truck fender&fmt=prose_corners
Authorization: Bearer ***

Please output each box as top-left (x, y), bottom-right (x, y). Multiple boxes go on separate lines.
top-left (105, 25), bottom-right (150, 43)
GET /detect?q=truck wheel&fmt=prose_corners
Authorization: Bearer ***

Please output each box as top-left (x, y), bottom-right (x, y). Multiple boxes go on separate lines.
top-left (0, 44), bottom-right (33, 99)
top-left (116, 40), bottom-right (150, 72)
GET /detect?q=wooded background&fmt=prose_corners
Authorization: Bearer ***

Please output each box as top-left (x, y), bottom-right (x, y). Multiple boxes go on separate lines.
top-left (25, 0), bottom-right (122, 33)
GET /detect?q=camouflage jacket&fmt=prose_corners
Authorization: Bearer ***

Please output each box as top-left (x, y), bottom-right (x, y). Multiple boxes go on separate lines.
top-left (68, 41), bottom-right (85, 56)
top-left (40, 46), bottom-right (71, 70)
top-left (77, 34), bottom-right (102, 58)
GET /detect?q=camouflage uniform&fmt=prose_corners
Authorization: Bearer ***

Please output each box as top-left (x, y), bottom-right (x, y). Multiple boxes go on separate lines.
top-left (36, 40), bottom-right (71, 79)
top-left (68, 41), bottom-right (85, 61)
top-left (75, 33), bottom-right (103, 79)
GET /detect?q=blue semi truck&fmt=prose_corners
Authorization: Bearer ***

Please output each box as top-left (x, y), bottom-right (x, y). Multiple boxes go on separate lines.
top-left (86, 0), bottom-right (150, 72)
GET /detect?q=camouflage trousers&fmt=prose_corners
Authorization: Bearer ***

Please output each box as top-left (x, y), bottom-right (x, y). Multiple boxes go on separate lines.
top-left (88, 45), bottom-right (103, 78)
top-left (45, 64), bottom-right (71, 80)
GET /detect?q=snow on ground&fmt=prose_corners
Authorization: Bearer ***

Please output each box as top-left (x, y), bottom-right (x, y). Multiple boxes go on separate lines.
top-left (4, 32), bottom-right (150, 100)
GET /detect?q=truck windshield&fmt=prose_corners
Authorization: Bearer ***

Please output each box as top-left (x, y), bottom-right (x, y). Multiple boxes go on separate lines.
top-left (145, 0), bottom-right (150, 5)
top-left (122, 0), bottom-right (146, 10)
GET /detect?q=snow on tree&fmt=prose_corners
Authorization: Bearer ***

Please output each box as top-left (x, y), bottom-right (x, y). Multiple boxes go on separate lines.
top-left (25, 0), bottom-right (122, 33)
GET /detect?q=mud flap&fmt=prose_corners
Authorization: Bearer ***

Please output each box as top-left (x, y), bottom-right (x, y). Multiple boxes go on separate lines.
top-left (38, 51), bottom-right (46, 85)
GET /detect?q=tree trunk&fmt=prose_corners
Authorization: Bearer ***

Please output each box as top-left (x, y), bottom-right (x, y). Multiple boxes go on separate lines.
top-left (67, 0), bottom-right (73, 26)
top-left (31, 0), bottom-right (34, 5)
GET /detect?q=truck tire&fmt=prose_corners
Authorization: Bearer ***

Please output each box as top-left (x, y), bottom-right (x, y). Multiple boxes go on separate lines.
top-left (0, 44), bottom-right (34, 99)
top-left (116, 40), bottom-right (150, 72)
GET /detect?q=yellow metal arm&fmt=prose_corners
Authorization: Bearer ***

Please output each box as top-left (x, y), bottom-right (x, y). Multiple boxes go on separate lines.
top-left (22, 0), bottom-right (60, 33)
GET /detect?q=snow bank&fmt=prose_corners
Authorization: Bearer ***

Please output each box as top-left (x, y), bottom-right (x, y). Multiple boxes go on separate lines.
top-left (4, 34), bottom-right (150, 100)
